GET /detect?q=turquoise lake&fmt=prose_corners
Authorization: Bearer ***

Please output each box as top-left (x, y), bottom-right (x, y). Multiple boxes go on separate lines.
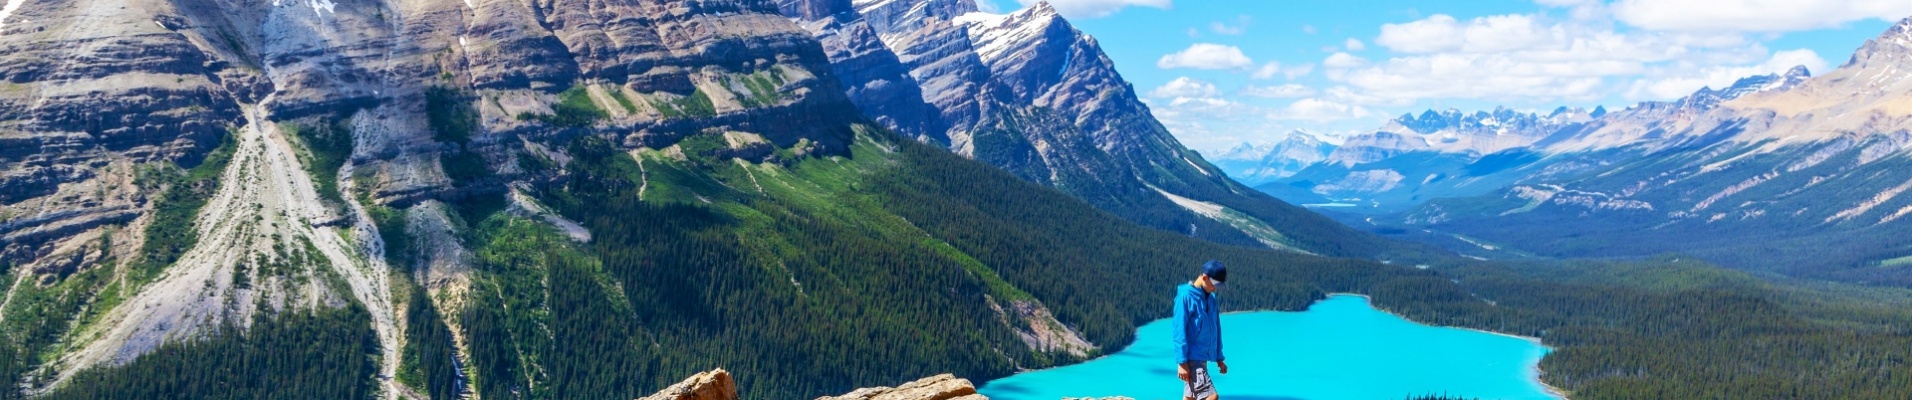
top-left (978, 294), bottom-right (1559, 400)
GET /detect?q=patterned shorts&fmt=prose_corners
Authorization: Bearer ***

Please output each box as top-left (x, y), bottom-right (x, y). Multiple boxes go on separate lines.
top-left (1183, 363), bottom-right (1217, 399)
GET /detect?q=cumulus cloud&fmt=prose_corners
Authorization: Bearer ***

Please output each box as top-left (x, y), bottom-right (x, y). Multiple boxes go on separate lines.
top-left (1376, 14), bottom-right (1560, 54)
top-left (1017, 0), bottom-right (1172, 19)
top-left (1241, 84), bottom-right (1318, 98)
top-left (1611, 0), bottom-right (1912, 32)
top-left (1339, 11), bottom-right (1771, 102)
top-left (1272, 98), bottom-right (1372, 122)
top-left (1345, 38), bottom-right (1367, 51)
top-left (1150, 77), bottom-right (1221, 98)
top-left (1158, 43), bottom-right (1256, 69)
top-left (1625, 49), bottom-right (1831, 100)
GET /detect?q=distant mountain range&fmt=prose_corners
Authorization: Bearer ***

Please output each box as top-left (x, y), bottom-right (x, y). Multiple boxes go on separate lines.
top-left (1231, 17), bottom-right (1912, 284)
top-left (1205, 130), bottom-right (1337, 186)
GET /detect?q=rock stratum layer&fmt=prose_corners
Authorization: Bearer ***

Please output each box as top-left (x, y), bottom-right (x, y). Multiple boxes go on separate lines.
top-left (0, 0), bottom-right (867, 394)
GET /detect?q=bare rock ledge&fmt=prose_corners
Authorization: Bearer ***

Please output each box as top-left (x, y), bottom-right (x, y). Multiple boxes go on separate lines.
top-left (636, 369), bottom-right (986, 400)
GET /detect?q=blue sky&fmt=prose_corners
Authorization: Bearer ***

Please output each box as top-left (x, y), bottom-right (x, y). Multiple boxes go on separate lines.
top-left (974, 0), bottom-right (1906, 153)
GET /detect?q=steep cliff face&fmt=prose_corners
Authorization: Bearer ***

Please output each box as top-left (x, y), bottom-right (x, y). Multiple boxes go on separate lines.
top-left (777, 0), bottom-right (949, 144)
top-left (0, 0), bottom-right (242, 275)
top-left (0, 0), bottom-right (870, 394)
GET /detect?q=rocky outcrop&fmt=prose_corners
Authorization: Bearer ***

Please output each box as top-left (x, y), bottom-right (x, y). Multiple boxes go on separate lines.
top-left (816, 374), bottom-right (986, 400)
top-left (637, 369), bottom-right (985, 400)
top-left (639, 369), bottom-right (741, 400)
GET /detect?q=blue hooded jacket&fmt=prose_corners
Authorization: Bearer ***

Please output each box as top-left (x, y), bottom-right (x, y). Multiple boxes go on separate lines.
top-left (1171, 282), bottom-right (1223, 364)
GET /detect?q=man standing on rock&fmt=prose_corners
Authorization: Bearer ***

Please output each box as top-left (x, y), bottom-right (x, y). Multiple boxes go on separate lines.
top-left (1173, 260), bottom-right (1228, 400)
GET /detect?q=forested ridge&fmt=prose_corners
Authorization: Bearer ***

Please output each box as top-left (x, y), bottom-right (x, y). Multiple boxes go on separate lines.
top-left (2, 128), bottom-right (1908, 399)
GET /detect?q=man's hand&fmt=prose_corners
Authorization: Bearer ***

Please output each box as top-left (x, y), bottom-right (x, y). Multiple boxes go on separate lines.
top-left (1177, 362), bottom-right (1191, 382)
top-left (1217, 360), bottom-right (1229, 375)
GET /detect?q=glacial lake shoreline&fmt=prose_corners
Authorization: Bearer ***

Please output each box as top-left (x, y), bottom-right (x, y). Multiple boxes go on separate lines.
top-left (978, 294), bottom-right (1565, 400)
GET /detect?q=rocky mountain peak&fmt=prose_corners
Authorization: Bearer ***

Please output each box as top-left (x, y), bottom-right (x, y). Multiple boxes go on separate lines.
top-left (1218, 142), bottom-right (1277, 160)
top-left (956, 4), bottom-right (1068, 64)
top-left (1389, 106), bottom-right (1582, 136)
top-left (1784, 64), bottom-right (1813, 78)
top-left (1715, 66), bottom-right (1811, 100)
top-left (1673, 66), bottom-right (1811, 111)
top-left (1846, 16), bottom-right (1912, 68)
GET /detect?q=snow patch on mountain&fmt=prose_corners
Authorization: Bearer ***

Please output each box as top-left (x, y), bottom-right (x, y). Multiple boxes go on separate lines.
top-left (954, 3), bottom-right (1059, 64)
top-left (0, 0), bottom-right (26, 29)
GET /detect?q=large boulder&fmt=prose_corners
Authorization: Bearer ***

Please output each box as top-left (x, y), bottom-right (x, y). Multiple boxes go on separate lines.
top-left (638, 369), bottom-right (739, 400)
top-left (816, 373), bottom-right (986, 400)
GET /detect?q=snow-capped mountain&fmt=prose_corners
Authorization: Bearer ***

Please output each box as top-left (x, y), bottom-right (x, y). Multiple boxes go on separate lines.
top-left (1253, 65), bottom-right (1817, 214)
top-left (1209, 130), bottom-right (1338, 185)
top-left (1327, 106), bottom-right (1598, 167)
top-left (1379, 17), bottom-right (1912, 282)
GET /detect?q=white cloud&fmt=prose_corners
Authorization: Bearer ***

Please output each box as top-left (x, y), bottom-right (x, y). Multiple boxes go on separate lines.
top-left (1339, 11), bottom-right (1771, 102)
top-left (1150, 77), bottom-right (1221, 98)
top-left (1624, 49), bottom-right (1831, 100)
top-left (1241, 84), bottom-right (1318, 98)
top-left (1158, 43), bottom-right (1256, 70)
top-left (1345, 38), bottom-right (1367, 51)
top-left (1321, 85), bottom-right (1415, 106)
top-left (1376, 14), bottom-right (1560, 54)
top-left (1272, 98), bottom-right (1372, 122)
top-left (1017, 0), bottom-right (1171, 19)
top-left (1211, 15), bottom-right (1251, 35)
top-left (1611, 0), bottom-right (1912, 32)
top-left (1323, 52), bottom-right (1369, 68)
top-left (1251, 62), bottom-right (1282, 79)
top-left (1302, 24), bottom-right (1318, 34)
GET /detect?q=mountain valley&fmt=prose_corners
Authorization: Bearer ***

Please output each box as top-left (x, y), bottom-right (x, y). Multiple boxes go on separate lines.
top-left (0, 0), bottom-right (1909, 399)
